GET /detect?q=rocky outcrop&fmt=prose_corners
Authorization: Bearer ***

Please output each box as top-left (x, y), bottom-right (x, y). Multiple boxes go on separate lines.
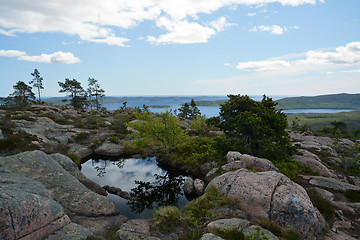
top-left (12, 117), bottom-right (78, 146)
top-left (290, 131), bottom-right (355, 156)
top-left (226, 151), bottom-right (279, 172)
top-left (68, 143), bottom-right (93, 159)
top-left (205, 218), bottom-right (279, 240)
top-left (294, 149), bottom-right (333, 177)
top-left (0, 167), bottom-right (92, 240)
top-left (95, 141), bottom-right (125, 156)
top-left (307, 175), bottom-right (360, 192)
top-left (117, 219), bottom-right (160, 240)
top-left (51, 153), bottom-right (108, 196)
top-left (0, 150), bottom-right (119, 217)
top-left (207, 169), bottom-right (325, 238)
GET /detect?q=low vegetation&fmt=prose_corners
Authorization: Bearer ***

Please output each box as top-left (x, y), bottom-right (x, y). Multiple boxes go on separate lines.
top-left (306, 188), bottom-right (335, 221)
top-left (151, 186), bottom-right (236, 238)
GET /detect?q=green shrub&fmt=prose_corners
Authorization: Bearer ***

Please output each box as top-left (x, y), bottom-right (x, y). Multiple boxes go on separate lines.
top-left (92, 139), bottom-right (102, 148)
top-left (178, 228), bottom-right (203, 240)
top-left (283, 229), bottom-right (301, 240)
top-left (344, 189), bottom-right (360, 202)
top-left (184, 186), bottom-right (230, 227)
top-left (67, 152), bottom-right (81, 166)
top-left (152, 206), bottom-right (182, 232)
top-left (74, 132), bottom-right (91, 142)
top-left (210, 227), bottom-right (245, 240)
top-left (306, 188), bottom-right (334, 220)
top-left (259, 219), bottom-right (300, 240)
top-left (274, 159), bottom-right (312, 182)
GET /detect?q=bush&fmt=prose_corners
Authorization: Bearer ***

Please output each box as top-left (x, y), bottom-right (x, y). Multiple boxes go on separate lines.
top-left (208, 95), bottom-right (295, 163)
top-left (344, 189), bottom-right (360, 202)
top-left (210, 227), bottom-right (245, 240)
top-left (67, 152), bottom-right (81, 166)
top-left (152, 206), bottom-right (182, 232)
top-left (259, 219), bottom-right (300, 240)
top-left (306, 188), bottom-right (334, 220)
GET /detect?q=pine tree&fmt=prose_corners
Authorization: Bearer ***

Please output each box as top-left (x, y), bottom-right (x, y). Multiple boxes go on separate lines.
top-left (189, 99), bottom-right (201, 119)
top-left (58, 78), bottom-right (86, 108)
top-left (8, 81), bottom-right (35, 106)
top-left (87, 78), bottom-right (105, 110)
top-left (29, 69), bottom-right (44, 103)
top-left (177, 102), bottom-right (191, 119)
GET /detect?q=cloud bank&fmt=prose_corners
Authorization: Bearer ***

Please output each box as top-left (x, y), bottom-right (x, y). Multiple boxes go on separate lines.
top-left (0, 50), bottom-right (80, 64)
top-left (0, 0), bottom-right (321, 46)
top-left (237, 42), bottom-right (360, 71)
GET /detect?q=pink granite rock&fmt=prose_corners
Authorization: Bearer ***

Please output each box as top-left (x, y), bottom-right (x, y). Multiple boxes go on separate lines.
top-left (207, 169), bottom-right (325, 238)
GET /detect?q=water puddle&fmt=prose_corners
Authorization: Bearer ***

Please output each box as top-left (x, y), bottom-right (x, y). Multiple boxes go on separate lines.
top-left (81, 157), bottom-right (188, 219)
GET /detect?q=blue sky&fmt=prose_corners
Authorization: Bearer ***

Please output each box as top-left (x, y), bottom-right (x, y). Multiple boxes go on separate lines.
top-left (0, 0), bottom-right (359, 97)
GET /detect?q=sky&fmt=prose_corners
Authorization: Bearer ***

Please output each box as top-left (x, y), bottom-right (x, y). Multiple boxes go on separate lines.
top-left (0, 0), bottom-right (359, 98)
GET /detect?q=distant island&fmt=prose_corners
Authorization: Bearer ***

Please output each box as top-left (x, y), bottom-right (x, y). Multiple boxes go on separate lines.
top-left (17, 93), bottom-right (360, 111)
top-left (276, 93), bottom-right (360, 110)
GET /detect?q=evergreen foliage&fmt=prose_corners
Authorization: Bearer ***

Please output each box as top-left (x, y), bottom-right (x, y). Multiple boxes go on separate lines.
top-left (58, 78), bottom-right (86, 108)
top-left (87, 77), bottom-right (105, 110)
top-left (208, 94), bottom-right (295, 162)
top-left (6, 81), bottom-right (35, 106)
top-left (177, 99), bottom-right (201, 120)
top-left (29, 69), bottom-right (44, 103)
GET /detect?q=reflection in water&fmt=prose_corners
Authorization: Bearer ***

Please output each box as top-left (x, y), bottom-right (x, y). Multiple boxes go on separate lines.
top-left (129, 173), bottom-right (184, 213)
top-left (81, 157), bottom-right (187, 219)
top-left (92, 159), bottom-right (125, 177)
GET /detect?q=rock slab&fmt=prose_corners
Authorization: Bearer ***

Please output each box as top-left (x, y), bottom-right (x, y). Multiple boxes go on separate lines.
top-left (0, 150), bottom-right (119, 217)
top-left (207, 169), bottom-right (325, 238)
top-left (0, 167), bottom-right (92, 240)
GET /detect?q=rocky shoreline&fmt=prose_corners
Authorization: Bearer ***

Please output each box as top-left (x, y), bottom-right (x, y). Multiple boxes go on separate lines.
top-left (1, 105), bottom-right (360, 239)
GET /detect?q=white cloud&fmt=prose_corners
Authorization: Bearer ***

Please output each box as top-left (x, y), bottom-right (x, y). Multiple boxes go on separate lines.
top-left (87, 35), bottom-right (130, 47)
top-left (237, 42), bottom-right (360, 71)
top-left (247, 12), bottom-right (257, 16)
top-left (250, 25), bottom-right (287, 35)
top-left (342, 69), bottom-right (360, 73)
top-left (0, 49), bottom-right (80, 64)
top-left (224, 63), bottom-right (231, 66)
top-left (0, 28), bottom-right (16, 36)
top-left (0, 0), bottom-right (320, 46)
top-left (209, 17), bottom-right (234, 32)
top-left (0, 49), bottom-right (26, 57)
top-left (147, 17), bottom-right (217, 44)
top-left (237, 60), bottom-right (290, 70)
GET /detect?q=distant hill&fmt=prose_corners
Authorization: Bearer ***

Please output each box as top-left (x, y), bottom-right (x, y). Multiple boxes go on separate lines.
top-left (276, 93), bottom-right (360, 110)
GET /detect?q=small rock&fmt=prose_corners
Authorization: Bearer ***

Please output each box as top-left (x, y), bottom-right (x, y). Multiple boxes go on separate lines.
top-left (207, 218), bottom-right (251, 231)
top-left (103, 185), bottom-right (132, 200)
top-left (221, 161), bottom-right (246, 171)
top-left (200, 233), bottom-right (225, 240)
top-left (205, 168), bottom-right (219, 181)
top-left (243, 225), bottom-right (279, 240)
top-left (226, 151), bottom-right (242, 162)
top-left (194, 179), bottom-right (205, 196)
top-left (200, 162), bottom-right (214, 176)
top-left (332, 201), bottom-right (357, 217)
top-left (314, 187), bottom-right (334, 201)
top-left (183, 178), bottom-right (195, 196)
